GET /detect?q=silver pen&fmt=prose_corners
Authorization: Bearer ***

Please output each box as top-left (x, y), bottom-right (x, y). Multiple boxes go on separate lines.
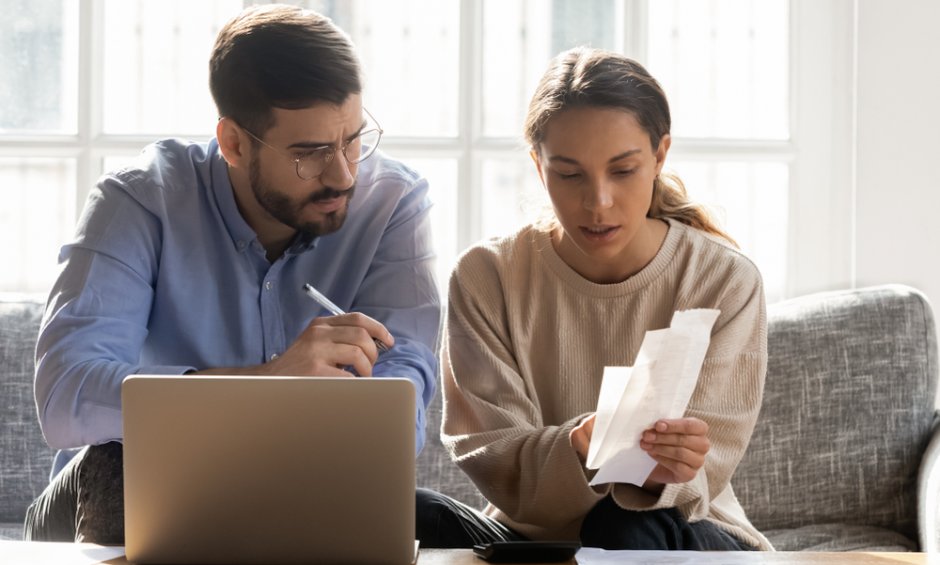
top-left (302, 283), bottom-right (390, 353)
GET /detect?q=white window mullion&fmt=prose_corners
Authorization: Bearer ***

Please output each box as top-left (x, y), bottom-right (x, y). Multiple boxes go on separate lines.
top-left (622, 0), bottom-right (649, 64)
top-left (76, 0), bottom-right (105, 213)
top-left (458, 0), bottom-right (483, 253)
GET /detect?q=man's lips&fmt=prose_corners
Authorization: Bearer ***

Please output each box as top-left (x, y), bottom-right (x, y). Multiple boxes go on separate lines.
top-left (308, 195), bottom-right (347, 213)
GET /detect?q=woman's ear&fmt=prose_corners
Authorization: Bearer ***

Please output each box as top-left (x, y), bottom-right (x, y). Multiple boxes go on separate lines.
top-left (654, 134), bottom-right (672, 175)
top-left (216, 118), bottom-right (249, 170)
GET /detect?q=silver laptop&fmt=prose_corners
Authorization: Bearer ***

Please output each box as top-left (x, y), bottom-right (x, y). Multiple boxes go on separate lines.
top-left (122, 375), bottom-right (416, 565)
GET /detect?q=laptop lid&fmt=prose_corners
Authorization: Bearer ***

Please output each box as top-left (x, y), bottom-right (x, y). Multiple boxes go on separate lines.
top-left (122, 376), bottom-right (416, 565)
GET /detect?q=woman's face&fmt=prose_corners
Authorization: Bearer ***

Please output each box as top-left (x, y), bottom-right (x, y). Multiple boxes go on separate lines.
top-left (533, 106), bottom-right (670, 283)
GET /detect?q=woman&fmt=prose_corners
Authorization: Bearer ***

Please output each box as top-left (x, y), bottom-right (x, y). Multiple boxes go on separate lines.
top-left (437, 47), bottom-right (771, 551)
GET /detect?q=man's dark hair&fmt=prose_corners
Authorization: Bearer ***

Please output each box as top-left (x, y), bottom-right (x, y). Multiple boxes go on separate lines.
top-left (209, 4), bottom-right (362, 136)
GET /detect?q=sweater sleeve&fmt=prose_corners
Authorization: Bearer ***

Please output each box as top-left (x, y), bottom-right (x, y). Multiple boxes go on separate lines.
top-left (611, 259), bottom-right (768, 520)
top-left (440, 246), bottom-right (608, 531)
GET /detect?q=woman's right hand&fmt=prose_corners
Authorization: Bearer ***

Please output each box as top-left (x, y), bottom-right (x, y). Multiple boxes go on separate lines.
top-left (569, 413), bottom-right (596, 463)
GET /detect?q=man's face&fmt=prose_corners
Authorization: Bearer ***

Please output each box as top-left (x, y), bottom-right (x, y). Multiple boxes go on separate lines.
top-left (247, 95), bottom-right (364, 238)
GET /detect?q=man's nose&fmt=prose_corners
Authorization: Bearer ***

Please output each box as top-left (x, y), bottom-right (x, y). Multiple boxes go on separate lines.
top-left (319, 149), bottom-right (355, 188)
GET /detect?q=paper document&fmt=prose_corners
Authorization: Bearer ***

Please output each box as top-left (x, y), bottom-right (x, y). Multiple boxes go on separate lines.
top-left (586, 309), bottom-right (720, 486)
top-left (0, 540), bottom-right (125, 565)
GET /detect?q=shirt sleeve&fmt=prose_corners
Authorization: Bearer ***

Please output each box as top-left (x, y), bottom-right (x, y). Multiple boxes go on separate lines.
top-left (359, 175), bottom-right (441, 456)
top-left (610, 262), bottom-right (768, 520)
top-left (34, 179), bottom-right (196, 450)
top-left (440, 248), bottom-right (608, 531)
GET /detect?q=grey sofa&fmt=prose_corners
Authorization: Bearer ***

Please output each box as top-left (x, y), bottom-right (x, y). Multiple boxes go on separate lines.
top-left (2, 285), bottom-right (938, 552)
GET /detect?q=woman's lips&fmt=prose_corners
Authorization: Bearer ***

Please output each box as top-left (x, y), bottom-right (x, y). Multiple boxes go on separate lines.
top-left (579, 225), bottom-right (620, 242)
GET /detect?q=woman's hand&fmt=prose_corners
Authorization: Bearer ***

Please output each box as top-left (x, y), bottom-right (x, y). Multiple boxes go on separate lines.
top-left (569, 413), bottom-right (596, 463)
top-left (570, 414), bottom-right (709, 493)
top-left (640, 417), bottom-right (710, 490)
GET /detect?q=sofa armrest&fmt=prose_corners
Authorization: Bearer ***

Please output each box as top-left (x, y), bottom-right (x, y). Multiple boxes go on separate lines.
top-left (918, 412), bottom-right (940, 552)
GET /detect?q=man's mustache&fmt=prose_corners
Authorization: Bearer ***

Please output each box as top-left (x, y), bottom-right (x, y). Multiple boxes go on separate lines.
top-left (308, 185), bottom-right (354, 203)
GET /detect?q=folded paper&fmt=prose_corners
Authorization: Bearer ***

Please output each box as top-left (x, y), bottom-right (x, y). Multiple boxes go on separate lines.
top-left (586, 309), bottom-right (720, 486)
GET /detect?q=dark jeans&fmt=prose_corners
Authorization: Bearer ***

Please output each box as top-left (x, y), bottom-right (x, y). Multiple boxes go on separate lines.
top-left (22, 443), bottom-right (515, 548)
top-left (24, 442), bottom-right (125, 543)
top-left (580, 496), bottom-right (755, 550)
top-left (415, 487), bottom-right (756, 551)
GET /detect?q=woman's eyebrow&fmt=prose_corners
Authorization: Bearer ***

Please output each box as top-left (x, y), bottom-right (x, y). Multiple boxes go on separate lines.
top-left (548, 155), bottom-right (580, 165)
top-left (608, 149), bottom-right (642, 163)
top-left (548, 149), bottom-right (642, 165)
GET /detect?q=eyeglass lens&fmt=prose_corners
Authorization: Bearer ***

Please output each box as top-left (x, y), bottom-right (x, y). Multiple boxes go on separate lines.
top-left (296, 128), bottom-right (381, 179)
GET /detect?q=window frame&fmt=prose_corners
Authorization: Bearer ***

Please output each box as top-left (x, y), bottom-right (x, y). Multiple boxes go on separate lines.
top-left (0, 0), bottom-right (856, 301)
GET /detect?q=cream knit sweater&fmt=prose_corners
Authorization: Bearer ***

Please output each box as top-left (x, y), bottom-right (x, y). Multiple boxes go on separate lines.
top-left (441, 219), bottom-right (772, 550)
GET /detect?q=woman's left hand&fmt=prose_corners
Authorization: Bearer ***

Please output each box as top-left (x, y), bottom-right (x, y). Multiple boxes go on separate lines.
top-left (640, 417), bottom-right (710, 490)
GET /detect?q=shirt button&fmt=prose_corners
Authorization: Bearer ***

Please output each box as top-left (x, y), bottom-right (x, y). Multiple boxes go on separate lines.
top-left (264, 281), bottom-right (273, 291)
top-left (237, 240), bottom-right (247, 250)
top-left (270, 353), bottom-right (279, 361)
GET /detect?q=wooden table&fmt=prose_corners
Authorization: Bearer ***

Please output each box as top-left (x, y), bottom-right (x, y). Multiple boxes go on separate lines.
top-left (0, 541), bottom-right (929, 564)
top-left (420, 548), bottom-right (927, 564)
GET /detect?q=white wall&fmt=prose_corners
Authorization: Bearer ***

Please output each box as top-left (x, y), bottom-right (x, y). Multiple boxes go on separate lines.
top-left (855, 0), bottom-right (940, 309)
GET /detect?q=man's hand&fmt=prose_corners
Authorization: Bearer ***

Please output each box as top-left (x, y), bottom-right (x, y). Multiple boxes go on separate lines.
top-left (640, 417), bottom-right (710, 489)
top-left (263, 312), bottom-right (394, 377)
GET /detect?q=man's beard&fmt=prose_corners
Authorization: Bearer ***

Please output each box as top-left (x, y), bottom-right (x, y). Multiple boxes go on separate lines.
top-left (249, 155), bottom-right (355, 238)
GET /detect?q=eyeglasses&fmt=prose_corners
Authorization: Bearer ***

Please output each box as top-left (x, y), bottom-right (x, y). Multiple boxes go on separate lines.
top-left (241, 107), bottom-right (383, 180)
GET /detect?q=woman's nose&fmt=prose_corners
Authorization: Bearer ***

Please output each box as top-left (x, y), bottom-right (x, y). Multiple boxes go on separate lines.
top-left (583, 179), bottom-right (614, 211)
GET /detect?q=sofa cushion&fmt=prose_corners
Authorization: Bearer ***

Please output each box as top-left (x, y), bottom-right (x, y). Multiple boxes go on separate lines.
top-left (732, 285), bottom-right (937, 548)
top-left (764, 523), bottom-right (918, 552)
top-left (0, 295), bottom-right (54, 525)
top-left (0, 522), bottom-right (23, 541)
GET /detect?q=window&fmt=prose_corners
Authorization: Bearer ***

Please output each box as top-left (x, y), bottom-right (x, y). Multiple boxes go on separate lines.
top-left (1, 0), bottom-right (845, 304)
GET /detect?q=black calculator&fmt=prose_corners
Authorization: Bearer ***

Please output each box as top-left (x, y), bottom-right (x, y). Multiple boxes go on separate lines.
top-left (472, 541), bottom-right (581, 563)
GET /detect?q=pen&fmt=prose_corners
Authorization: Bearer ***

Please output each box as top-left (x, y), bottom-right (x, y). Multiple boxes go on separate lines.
top-left (302, 283), bottom-right (390, 353)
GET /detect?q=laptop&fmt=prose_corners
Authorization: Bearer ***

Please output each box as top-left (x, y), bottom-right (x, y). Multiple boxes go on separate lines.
top-left (122, 375), bottom-right (417, 565)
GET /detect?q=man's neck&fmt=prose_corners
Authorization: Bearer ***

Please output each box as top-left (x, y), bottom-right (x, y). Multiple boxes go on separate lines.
top-left (228, 167), bottom-right (296, 263)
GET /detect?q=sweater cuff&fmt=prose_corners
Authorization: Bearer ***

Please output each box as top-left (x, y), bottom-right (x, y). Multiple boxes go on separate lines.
top-left (610, 471), bottom-right (709, 518)
top-left (557, 415), bottom-right (612, 503)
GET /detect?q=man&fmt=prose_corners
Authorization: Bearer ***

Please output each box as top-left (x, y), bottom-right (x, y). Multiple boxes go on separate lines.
top-left (25, 4), bottom-right (440, 543)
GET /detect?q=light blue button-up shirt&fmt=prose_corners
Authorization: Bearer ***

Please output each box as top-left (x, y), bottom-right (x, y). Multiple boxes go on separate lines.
top-left (35, 138), bottom-right (440, 477)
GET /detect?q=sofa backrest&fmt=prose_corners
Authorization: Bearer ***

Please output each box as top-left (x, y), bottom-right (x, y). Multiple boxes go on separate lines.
top-left (733, 284), bottom-right (938, 543)
top-left (416, 388), bottom-right (486, 509)
top-left (0, 295), bottom-right (54, 523)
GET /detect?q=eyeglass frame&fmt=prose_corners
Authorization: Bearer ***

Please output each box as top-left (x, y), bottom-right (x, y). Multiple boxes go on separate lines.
top-left (239, 107), bottom-right (383, 181)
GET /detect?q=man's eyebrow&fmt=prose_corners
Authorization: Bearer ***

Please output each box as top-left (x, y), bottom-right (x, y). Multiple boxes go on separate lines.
top-left (285, 120), bottom-right (368, 151)
top-left (548, 149), bottom-right (642, 165)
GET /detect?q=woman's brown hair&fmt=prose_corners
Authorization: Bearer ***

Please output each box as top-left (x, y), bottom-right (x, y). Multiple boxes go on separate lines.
top-left (524, 47), bottom-right (736, 245)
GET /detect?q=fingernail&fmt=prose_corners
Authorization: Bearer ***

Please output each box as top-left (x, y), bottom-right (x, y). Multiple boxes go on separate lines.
top-left (656, 421), bottom-right (667, 432)
top-left (643, 431), bottom-right (656, 441)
